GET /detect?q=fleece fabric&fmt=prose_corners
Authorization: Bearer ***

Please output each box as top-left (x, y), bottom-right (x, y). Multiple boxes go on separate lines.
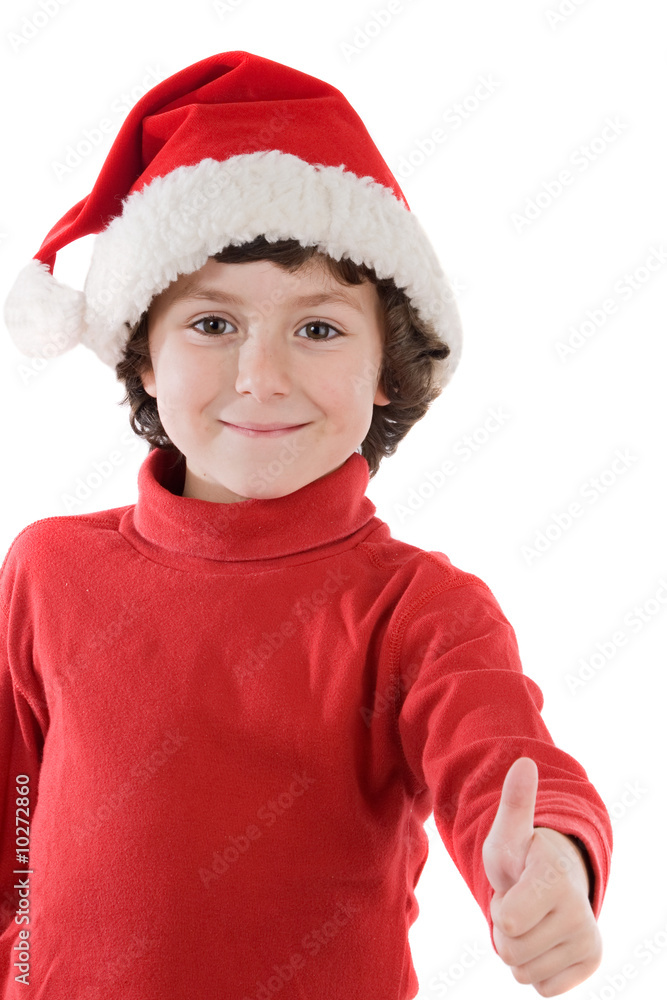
top-left (0, 447), bottom-right (612, 999)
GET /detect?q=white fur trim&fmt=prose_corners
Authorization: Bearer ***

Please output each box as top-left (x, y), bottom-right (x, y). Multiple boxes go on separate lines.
top-left (3, 258), bottom-right (86, 359)
top-left (83, 151), bottom-right (462, 379)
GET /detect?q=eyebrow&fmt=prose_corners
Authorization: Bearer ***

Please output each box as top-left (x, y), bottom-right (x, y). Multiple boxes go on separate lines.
top-left (166, 283), bottom-right (366, 315)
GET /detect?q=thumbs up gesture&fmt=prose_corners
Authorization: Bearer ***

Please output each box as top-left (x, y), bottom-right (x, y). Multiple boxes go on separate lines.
top-left (482, 758), bottom-right (602, 996)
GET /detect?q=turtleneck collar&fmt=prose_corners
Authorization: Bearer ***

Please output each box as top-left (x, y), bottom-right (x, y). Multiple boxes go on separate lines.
top-left (118, 447), bottom-right (381, 571)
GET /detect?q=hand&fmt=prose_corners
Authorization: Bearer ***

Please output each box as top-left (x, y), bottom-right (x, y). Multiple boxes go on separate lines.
top-left (482, 757), bottom-right (602, 996)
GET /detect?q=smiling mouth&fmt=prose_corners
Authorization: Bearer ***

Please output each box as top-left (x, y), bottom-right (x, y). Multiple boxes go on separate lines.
top-left (221, 421), bottom-right (308, 438)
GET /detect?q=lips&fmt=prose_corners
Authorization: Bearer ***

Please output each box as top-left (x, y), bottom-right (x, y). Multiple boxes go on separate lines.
top-left (227, 422), bottom-right (304, 431)
top-left (221, 421), bottom-right (308, 438)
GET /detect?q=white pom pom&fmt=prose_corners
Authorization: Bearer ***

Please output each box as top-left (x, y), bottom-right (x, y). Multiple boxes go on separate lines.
top-left (3, 259), bottom-right (86, 359)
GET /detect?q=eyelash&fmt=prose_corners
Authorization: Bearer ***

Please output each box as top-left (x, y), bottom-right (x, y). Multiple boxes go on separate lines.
top-left (190, 315), bottom-right (344, 342)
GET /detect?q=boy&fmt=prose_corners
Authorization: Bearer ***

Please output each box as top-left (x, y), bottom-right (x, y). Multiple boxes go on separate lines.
top-left (1, 51), bottom-right (611, 998)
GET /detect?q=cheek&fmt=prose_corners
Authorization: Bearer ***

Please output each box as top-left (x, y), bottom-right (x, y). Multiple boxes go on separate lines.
top-left (317, 369), bottom-right (376, 424)
top-left (156, 349), bottom-right (221, 416)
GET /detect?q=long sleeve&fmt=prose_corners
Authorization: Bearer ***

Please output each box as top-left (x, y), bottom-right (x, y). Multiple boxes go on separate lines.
top-left (0, 535), bottom-right (47, 979)
top-left (395, 576), bottom-right (612, 939)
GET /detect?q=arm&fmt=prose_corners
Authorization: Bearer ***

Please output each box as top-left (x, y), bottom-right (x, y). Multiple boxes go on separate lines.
top-left (394, 579), bottom-right (612, 953)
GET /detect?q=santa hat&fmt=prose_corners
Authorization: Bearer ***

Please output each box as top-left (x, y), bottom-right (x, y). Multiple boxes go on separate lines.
top-left (3, 50), bottom-right (462, 382)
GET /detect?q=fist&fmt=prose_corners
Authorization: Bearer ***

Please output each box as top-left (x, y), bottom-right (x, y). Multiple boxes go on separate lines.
top-left (482, 757), bottom-right (602, 996)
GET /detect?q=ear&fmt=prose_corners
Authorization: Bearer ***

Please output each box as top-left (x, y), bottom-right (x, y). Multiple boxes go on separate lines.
top-left (374, 384), bottom-right (391, 406)
top-left (140, 362), bottom-right (157, 398)
top-left (374, 370), bottom-right (391, 406)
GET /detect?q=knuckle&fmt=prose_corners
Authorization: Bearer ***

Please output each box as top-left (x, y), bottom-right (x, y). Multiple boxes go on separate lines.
top-left (495, 908), bottom-right (519, 937)
top-left (512, 963), bottom-right (533, 985)
top-left (534, 977), bottom-right (566, 998)
top-left (496, 937), bottom-right (519, 967)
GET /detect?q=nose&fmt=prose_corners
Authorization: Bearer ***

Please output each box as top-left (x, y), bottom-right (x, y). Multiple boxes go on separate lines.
top-left (233, 328), bottom-right (291, 400)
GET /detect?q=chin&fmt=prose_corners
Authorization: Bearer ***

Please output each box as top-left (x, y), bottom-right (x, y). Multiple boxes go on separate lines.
top-left (241, 477), bottom-right (304, 500)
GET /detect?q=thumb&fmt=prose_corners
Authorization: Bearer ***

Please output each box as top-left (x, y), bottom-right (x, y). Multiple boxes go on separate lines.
top-left (482, 757), bottom-right (538, 896)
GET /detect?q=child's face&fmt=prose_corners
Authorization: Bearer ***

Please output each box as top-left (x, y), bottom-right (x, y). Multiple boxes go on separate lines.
top-left (141, 257), bottom-right (390, 502)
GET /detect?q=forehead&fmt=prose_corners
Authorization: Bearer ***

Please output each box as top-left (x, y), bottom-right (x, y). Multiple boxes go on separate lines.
top-left (149, 256), bottom-right (383, 323)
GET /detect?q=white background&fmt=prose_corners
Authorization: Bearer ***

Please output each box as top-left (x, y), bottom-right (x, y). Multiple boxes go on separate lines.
top-left (1, 1), bottom-right (665, 997)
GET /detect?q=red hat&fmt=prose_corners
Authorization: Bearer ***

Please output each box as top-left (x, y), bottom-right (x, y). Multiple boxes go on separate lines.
top-left (3, 50), bottom-right (462, 381)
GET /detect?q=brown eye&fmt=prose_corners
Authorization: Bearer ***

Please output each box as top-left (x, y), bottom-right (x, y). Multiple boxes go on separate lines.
top-left (298, 322), bottom-right (342, 341)
top-left (192, 316), bottom-right (231, 336)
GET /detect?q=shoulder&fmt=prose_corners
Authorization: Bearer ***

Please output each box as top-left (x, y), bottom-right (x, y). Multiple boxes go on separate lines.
top-left (0, 506), bottom-right (132, 594)
top-left (361, 527), bottom-right (496, 598)
top-left (359, 529), bottom-right (511, 649)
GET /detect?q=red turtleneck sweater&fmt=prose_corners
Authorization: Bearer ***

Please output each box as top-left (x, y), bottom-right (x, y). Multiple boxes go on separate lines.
top-left (0, 448), bottom-right (611, 999)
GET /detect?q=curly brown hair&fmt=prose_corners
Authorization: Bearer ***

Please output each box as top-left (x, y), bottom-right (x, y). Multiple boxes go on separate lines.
top-left (115, 236), bottom-right (451, 479)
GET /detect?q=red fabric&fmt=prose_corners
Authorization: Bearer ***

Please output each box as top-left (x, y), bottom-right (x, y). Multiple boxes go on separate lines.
top-left (34, 50), bottom-right (409, 274)
top-left (0, 448), bottom-right (612, 998)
